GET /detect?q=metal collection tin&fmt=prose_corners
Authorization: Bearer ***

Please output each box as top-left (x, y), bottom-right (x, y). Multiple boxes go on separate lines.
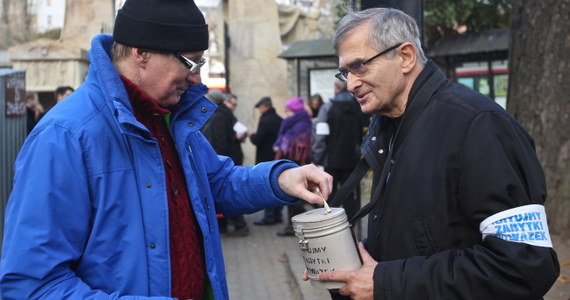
top-left (291, 207), bottom-right (362, 289)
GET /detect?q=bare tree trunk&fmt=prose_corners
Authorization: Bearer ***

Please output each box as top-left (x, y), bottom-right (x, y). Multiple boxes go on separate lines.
top-left (12, 0), bottom-right (31, 44)
top-left (0, 0), bottom-right (35, 48)
top-left (1, 0), bottom-right (12, 48)
top-left (508, 0), bottom-right (570, 236)
top-left (61, 0), bottom-right (115, 49)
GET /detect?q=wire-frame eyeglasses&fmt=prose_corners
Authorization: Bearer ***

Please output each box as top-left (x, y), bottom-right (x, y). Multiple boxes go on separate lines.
top-left (335, 43), bottom-right (403, 82)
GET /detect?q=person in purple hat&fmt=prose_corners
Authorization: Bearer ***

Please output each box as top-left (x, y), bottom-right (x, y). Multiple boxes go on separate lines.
top-left (0, 1), bottom-right (333, 299)
top-left (273, 96), bottom-right (314, 236)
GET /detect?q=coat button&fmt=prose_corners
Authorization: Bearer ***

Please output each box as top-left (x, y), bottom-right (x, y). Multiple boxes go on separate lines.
top-left (201, 107), bottom-right (208, 113)
top-left (146, 183), bottom-right (152, 188)
top-left (150, 243), bottom-right (156, 249)
top-left (373, 214), bottom-right (378, 220)
top-left (378, 149), bottom-right (384, 154)
top-left (188, 122), bottom-right (194, 127)
top-left (371, 136), bottom-right (377, 141)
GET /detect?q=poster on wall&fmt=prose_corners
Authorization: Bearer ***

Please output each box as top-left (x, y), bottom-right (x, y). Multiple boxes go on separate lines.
top-left (5, 72), bottom-right (26, 117)
top-left (309, 68), bottom-right (337, 103)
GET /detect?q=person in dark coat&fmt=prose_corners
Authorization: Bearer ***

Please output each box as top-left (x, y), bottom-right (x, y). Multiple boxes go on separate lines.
top-left (250, 96), bottom-right (283, 163)
top-left (249, 96), bottom-right (285, 225)
top-left (309, 93), bottom-right (324, 117)
top-left (202, 90), bottom-right (244, 165)
top-left (202, 90), bottom-right (249, 236)
top-left (54, 86), bottom-right (75, 103)
top-left (316, 7), bottom-right (559, 300)
top-left (312, 79), bottom-right (369, 222)
top-left (25, 93), bottom-right (45, 134)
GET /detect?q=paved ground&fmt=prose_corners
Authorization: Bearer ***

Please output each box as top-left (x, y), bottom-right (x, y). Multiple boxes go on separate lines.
top-left (547, 233), bottom-right (570, 300)
top-left (221, 210), bottom-right (570, 300)
top-left (221, 210), bottom-right (327, 300)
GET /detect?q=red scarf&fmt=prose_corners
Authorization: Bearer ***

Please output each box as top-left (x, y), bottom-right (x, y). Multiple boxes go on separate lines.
top-left (121, 76), bottom-right (205, 300)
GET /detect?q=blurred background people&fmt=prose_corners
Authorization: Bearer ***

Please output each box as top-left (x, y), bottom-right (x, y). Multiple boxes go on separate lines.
top-left (25, 93), bottom-right (45, 134)
top-left (308, 93), bottom-right (324, 117)
top-left (249, 96), bottom-right (284, 225)
top-left (273, 96), bottom-right (312, 236)
top-left (312, 79), bottom-right (369, 221)
top-left (202, 90), bottom-right (249, 236)
top-left (54, 85), bottom-right (75, 103)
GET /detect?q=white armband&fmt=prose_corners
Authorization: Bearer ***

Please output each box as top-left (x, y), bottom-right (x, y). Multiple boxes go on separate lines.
top-left (479, 204), bottom-right (552, 248)
top-left (315, 122), bottom-right (330, 135)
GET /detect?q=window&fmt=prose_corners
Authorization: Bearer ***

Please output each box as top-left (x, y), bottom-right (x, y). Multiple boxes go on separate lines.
top-left (455, 60), bottom-right (509, 109)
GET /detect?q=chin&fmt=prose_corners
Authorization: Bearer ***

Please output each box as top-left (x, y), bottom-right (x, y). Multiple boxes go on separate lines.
top-left (360, 104), bottom-right (374, 115)
top-left (157, 98), bottom-right (179, 109)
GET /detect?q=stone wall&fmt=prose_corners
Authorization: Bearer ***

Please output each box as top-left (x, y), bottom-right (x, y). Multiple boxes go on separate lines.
top-left (225, 0), bottom-right (341, 165)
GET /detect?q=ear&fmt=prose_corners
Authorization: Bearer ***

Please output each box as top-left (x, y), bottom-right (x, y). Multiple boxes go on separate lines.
top-left (132, 48), bottom-right (150, 67)
top-left (398, 43), bottom-right (417, 74)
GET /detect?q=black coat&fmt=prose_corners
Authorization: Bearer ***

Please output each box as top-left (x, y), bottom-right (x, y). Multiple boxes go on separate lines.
top-left (362, 61), bottom-right (559, 299)
top-left (201, 104), bottom-right (244, 165)
top-left (250, 107), bottom-right (282, 163)
top-left (325, 92), bottom-right (368, 169)
top-left (312, 91), bottom-right (369, 168)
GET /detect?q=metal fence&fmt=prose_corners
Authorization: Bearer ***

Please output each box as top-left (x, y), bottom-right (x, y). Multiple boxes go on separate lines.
top-left (0, 69), bottom-right (27, 253)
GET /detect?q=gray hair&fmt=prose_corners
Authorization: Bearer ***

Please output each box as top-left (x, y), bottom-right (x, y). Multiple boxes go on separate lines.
top-left (333, 7), bottom-right (427, 64)
top-left (111, 43), bottom-right (173, 63)
top-left (334, 79), bottom-right (348, 92)
top-left (110, 42), bottom-right (132, 63)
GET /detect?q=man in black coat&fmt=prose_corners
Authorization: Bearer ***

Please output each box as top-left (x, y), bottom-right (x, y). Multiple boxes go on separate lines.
top-left (312, 80), bottom-right (369, 222)
top-left (249, 96), bottom-right (285, 225)
top-left (202, 90), bottom-right (249, 236)
top-left (202, 91), bottom-right (244, 165)
top-left (316, 7), bottom-right (559, 300)
top-left (250, 97), bottom-right (283, 163)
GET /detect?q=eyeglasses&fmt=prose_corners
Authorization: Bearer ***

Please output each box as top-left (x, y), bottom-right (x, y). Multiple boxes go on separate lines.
top-left (335, 43), bottom-right (403, 82)
top-left (173, 52), bottom-right (206, 73)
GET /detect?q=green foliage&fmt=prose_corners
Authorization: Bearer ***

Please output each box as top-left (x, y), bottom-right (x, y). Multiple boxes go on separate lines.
top-left (425, 0), bottom-right (511, 46)
top-left (334, 0), bottom-right (353, 29)
top-left (37, 28), bottom-right (61, 40)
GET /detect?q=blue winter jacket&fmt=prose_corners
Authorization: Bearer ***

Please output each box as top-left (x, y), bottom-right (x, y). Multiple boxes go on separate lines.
top-left (0, 34), bottom-right (296, 300)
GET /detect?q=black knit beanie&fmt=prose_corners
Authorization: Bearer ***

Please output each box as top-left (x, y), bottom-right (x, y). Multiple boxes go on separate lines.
top-left (113, 0), bottom-right (209, 52)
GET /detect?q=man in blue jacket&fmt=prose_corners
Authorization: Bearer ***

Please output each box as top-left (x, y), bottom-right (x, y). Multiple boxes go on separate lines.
top-left (0, 0), bottom-right (332, 299)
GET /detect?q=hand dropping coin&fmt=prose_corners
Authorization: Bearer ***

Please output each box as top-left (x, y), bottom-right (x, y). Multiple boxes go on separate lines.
top-left (315, 187), bottom-right (331, 214)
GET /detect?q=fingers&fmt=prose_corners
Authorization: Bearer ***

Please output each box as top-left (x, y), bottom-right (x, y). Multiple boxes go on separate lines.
top-left (298, 188), bottom-right (324, 205)
top-left (303, 165), bottom-right (333, 205)
top-left (302, 270), bottom-right (309, 281)
top-left (277, 164), bottom-right (333, 204)
top-left (304, 164), bottom-right (333, 197)
top-left (317, 269), bottom-right (349, 282)
top-left (358, 242), bottom-right (375, 264)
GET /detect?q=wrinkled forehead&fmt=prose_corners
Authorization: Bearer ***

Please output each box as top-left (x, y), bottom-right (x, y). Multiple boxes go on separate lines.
top-left (337, 28), bottom-right (375, 69)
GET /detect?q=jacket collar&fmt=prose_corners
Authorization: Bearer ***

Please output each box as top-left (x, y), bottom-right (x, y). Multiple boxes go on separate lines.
top-left (406, 60), bottom-right (447, 110)
top-left (263, 107), bottom-right (277, 116)
top-left (361, 60), bottom-right (447, 170)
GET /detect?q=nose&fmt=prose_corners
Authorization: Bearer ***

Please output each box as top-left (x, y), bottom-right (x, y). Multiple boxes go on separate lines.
top-left (186, 70), bottom-right (202, 85)
top-left (346, 74), bottom-right (360, 94)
